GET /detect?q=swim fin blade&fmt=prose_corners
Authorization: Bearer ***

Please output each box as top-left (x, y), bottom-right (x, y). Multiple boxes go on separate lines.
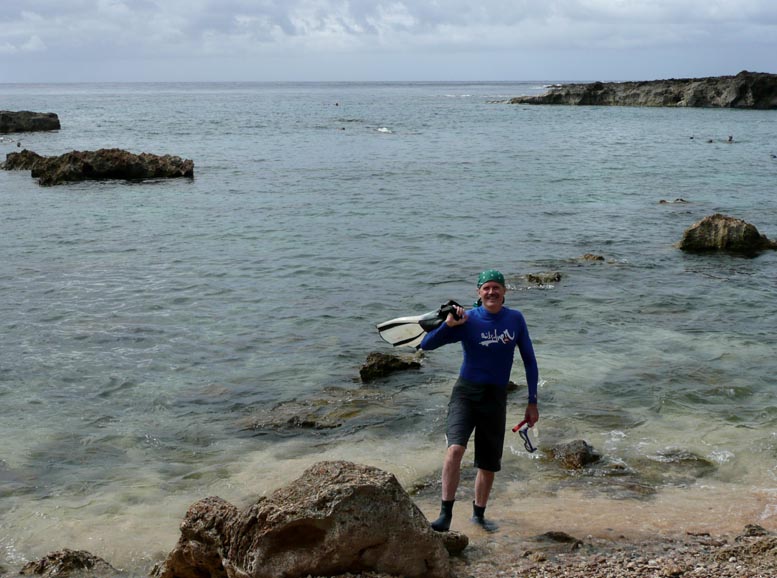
top-left (376, 300), bottom-right (461, 348)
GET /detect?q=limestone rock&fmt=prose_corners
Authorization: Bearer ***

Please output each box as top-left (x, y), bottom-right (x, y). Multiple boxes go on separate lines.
top-left (0, 111), bottom-right (60, 133)
top-left (360, 351), bottom-right (421, 382)
top-left (509, 71), bottom-right (777, 109)
top-left (19, 549), bottom-right (116, 578)
top-left (152, 461), bottom-right (450, 578)
top-left (677, 213), bottom-right (777, 255)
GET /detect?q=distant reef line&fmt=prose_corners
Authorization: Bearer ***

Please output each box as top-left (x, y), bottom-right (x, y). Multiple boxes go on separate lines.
top-left (508, 70), bottom-right (777, 109)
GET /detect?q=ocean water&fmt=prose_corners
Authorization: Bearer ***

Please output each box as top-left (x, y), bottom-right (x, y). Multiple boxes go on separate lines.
top-left (1, 81), bottom-right (777, 573)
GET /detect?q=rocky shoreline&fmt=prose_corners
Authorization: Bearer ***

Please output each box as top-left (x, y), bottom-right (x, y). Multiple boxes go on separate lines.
top-left (452, 525), bottom-right (777, 578)
top-left (509, 70), bottom-right (777, 108)
top-left (12, 528), bottom-right (777, 578)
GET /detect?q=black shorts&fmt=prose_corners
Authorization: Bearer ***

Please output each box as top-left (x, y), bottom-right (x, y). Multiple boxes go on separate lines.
top-left (445, 377), bottom-right (508, 472)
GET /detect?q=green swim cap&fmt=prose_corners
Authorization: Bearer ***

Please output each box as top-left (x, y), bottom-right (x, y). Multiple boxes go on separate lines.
top-left (477, 269), bottom-right (505, 287)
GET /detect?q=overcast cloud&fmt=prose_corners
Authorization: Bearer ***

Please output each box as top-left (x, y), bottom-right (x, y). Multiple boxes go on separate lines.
top-left (2, 0), bottom-right (775, 82)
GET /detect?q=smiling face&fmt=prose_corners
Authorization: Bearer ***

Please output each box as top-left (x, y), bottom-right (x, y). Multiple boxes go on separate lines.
top-left (478, 280), bottom-right (506, 313)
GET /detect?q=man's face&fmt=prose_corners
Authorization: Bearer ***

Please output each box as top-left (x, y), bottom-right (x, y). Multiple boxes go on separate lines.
top-left (478, 281), bottom-right (505, 312)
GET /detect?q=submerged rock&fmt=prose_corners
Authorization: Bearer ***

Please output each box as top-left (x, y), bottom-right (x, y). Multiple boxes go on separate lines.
top-left (3, 148), bottom-right (194, 186)
top-left (246, 391), bottom-right (348, 432)
top-left (677, 213), bottom-right (777, 255)
top-left (20, 549), bottom-right (116, 578)
top-left (152, 461), bottom-right (451, 578)
top-left (0, 110), bottom-right (60, 133)
top-left (526, 271), bottom-right (562, 285)
top-left (509, 71), bottom-right (777, 109)
top-left (638, 447), bottom-right (717, 486)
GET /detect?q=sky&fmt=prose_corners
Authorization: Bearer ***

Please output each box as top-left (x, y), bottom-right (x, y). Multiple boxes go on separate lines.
top-left (1, 0), bottom-right (776, 83)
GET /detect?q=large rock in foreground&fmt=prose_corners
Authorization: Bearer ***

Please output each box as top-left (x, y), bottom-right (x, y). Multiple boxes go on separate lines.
top-left (509, 71), bottom-right (777, 109)
top-left (0, 110), bottom-right (61, 133)
top-left (4, 148), bottom-right (194, 186)
top-left (153, 461), bottom-right (450, 578)
top-left (677, 214), bottom-right (777, 255)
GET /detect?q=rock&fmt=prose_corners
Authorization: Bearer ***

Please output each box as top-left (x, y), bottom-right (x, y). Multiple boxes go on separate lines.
top-left (19, 549), bottom-right (117, 578)
top-left (716, 535), bottom-right (777, 562)
top-left (439, 531), bottom-right (469, 555)
top-left (0, 111), bottom-right (60, 133)
top-left (9, 148), bottom-right (194, 186)
top-left (647, 448), bottom-right (716, 477)
top-left (660, 561), bottom-right (689, 577)
top-left (659, 198), bottom-right (689, 204)
top-left (508, 71), bottom-right (777, 109)
top-left (536, 531), bottom-right (581, 544)
top-left (360, 351), bottom-right (421, 382)
top-left (677, 213), bottom-right (777, 255)
top-left (246, 393), bottom-right (347, 432)
top-left (740, 524), bottom-right (771, 538)
top-left (2, 149), bottom-right (45, 171)
top-left (526, 272), bottom-right (562, 285)
top-left (580, 253), bottom-right (605, 262)
top-left (152, 461), bottom-right (450, 578)
top-left (550, 440), bottom-right (601, 469)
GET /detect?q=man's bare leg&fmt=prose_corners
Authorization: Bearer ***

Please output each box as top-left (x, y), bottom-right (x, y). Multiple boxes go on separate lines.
top-left (431, 444), bottom-right (466, 531)
top-left (474, 468), bottom-right (494, 507)
top-left (472, 468), bottom-right (499, 532)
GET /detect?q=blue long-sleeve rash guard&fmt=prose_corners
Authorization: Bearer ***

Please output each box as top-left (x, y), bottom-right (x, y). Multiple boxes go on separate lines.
top-left (419, 305), bottom-right (539, 403)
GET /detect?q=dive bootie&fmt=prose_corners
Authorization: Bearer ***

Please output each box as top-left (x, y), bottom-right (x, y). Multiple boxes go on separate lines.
top-left (431, 500), bottom-right (454, 532)
top-left (471, 502), bottom-right (499, 532)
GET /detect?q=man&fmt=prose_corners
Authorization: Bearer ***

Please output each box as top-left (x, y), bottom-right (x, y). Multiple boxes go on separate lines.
top-left (420, 269), bottom-right (539, 532)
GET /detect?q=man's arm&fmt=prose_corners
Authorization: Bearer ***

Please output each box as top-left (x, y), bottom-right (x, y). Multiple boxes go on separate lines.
top-left (419, 307), bottom-right (467, 350)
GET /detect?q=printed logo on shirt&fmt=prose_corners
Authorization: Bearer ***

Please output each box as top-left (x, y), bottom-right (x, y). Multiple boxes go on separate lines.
top-left (479, 328), bottom-right (515, 347)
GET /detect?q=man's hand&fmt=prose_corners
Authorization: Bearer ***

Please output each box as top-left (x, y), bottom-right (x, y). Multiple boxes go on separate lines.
top-left (524, 403), bottom-right (539, 427)
top-left (445, 305), bottom-right (468, 327)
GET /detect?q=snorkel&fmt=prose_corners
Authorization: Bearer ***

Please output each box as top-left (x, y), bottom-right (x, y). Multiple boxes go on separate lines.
top-left (512, 419), bottom-right (537, 453)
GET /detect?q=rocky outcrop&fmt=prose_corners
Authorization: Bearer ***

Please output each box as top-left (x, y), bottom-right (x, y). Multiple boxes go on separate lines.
top-left (360, 351), bottom-right (421, 382)
top-left (2, 149), bottom-right (45, 171)
top-left (0, 111), bottom-right (60, 133)
top-left (3, 148), bottom-right (194, 186)
top-left (20, 549), bottom-right (117, 578)
top-left (509, 71), bottom-right (777, 109)
top-left (152, 461), bottom-right (451, 578)
top-left (677, 214), bottom-right (777, 255)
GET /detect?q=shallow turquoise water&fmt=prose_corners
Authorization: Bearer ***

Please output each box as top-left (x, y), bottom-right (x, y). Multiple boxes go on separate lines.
top-left (1, 81), bottom-right (776, 571)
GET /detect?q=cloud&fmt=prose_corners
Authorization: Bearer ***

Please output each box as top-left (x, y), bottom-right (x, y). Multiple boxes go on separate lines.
top-left (1, 0), bottom-right (776, 81)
